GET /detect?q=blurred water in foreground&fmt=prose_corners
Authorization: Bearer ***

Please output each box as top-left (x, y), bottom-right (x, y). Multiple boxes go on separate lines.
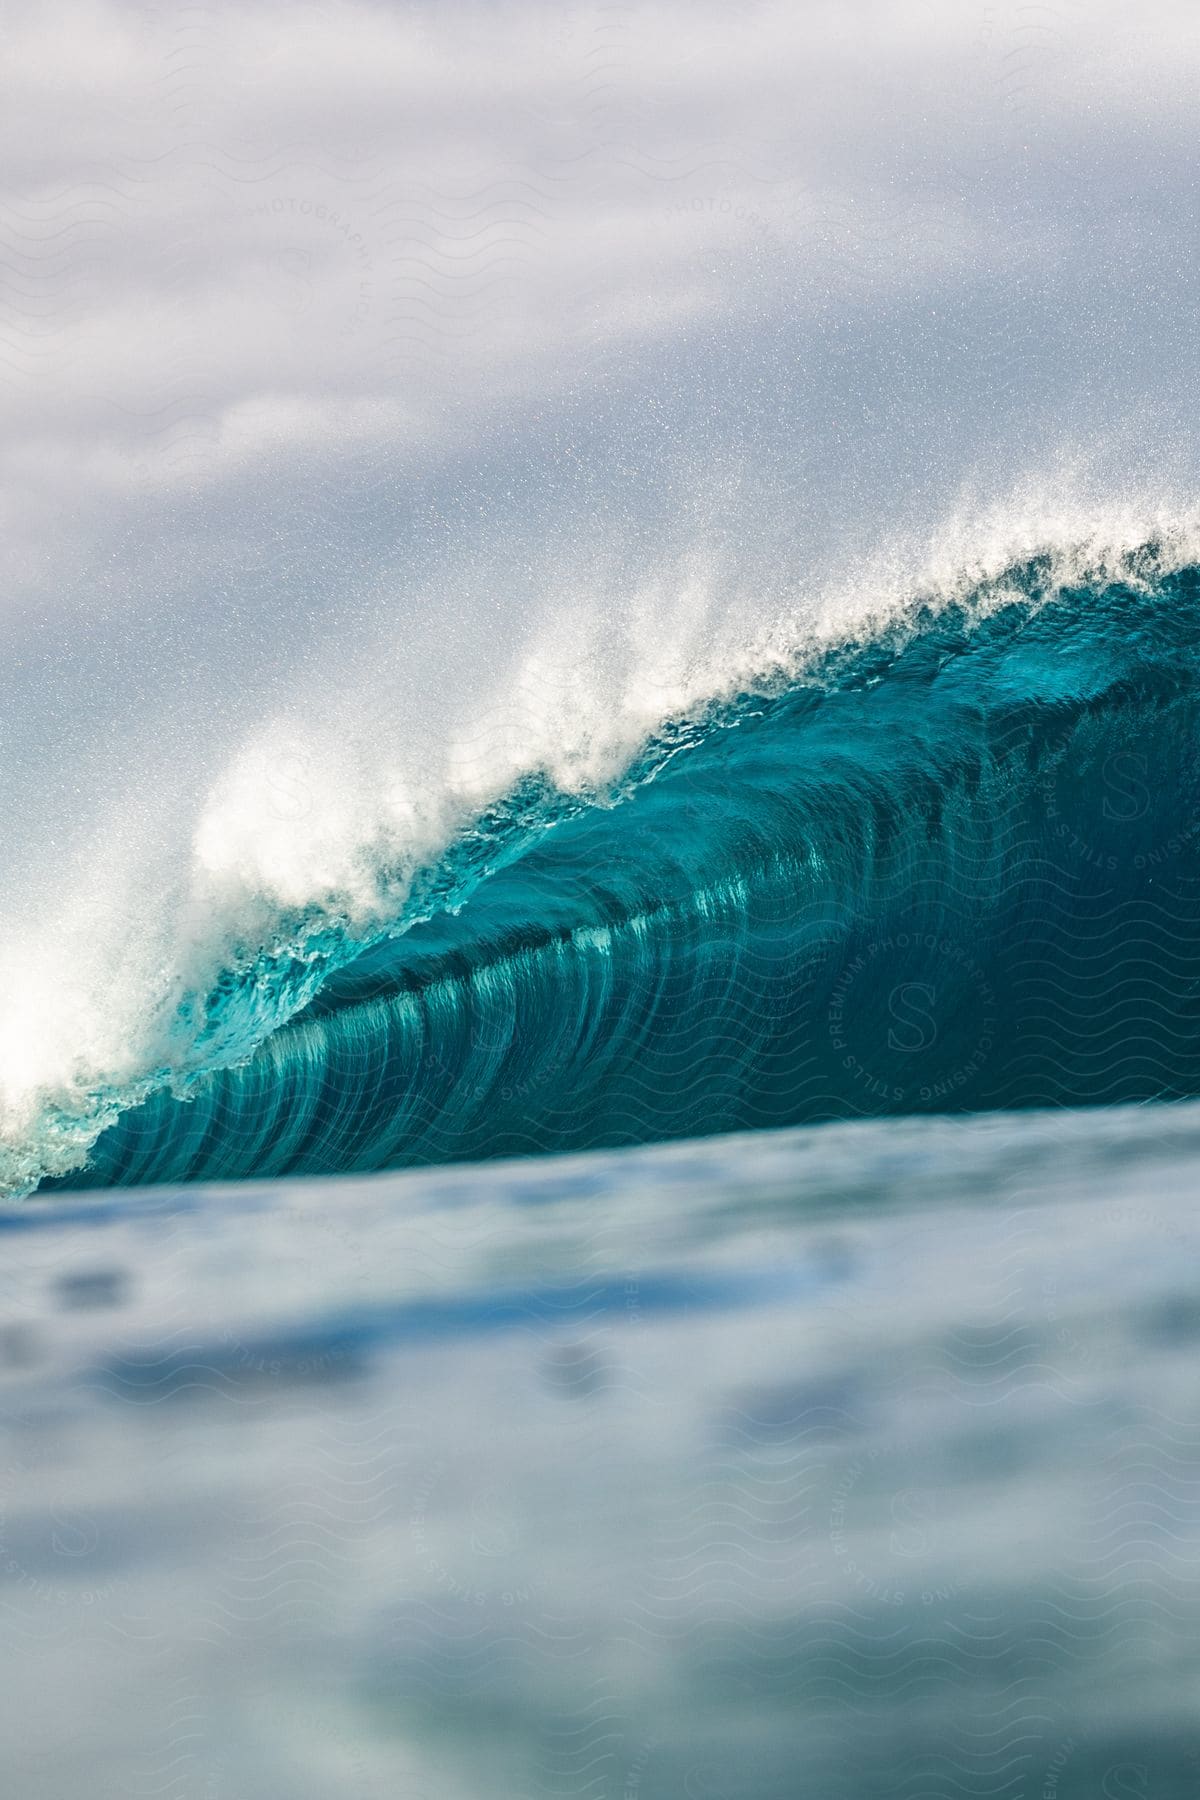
top-left (4, 1104), bottom-right (1200, 1798)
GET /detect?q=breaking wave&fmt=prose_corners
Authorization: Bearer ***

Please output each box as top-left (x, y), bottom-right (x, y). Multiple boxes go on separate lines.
top-left (10, 518), bottom-right (1199, 1195)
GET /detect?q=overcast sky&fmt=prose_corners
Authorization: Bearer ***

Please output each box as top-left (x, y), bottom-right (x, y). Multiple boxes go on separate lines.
top-left (3, 1), bottom-right (1196, 556)
top-left (3, 0), bottom-right (1200, 857)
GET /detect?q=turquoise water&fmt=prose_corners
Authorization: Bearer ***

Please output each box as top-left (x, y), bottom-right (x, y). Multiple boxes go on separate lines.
top-left (6, 1104), bottom-right (1200, 1797)
top-left (38, 544), bottom-right (1200, 1193)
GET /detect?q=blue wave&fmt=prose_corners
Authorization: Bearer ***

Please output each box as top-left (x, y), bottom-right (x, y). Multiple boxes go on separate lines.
top-left (40, 543), bottom-right (1200, 1190)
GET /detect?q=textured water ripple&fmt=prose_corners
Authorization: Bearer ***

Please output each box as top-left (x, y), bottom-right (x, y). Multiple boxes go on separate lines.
top-left (5, 1103), bottom-right (1200, 1794)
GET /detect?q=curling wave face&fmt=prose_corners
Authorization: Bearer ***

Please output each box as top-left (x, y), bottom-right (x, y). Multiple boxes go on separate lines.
top-left (19, 529), bottom-right (1200, 1194)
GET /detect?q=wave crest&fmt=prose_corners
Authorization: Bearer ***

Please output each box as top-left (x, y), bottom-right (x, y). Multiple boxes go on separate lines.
top-left (12, 517), bottom-right (1200, 1195)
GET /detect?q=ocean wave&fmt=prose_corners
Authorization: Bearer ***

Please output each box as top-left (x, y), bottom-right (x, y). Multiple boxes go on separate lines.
top-left (11, 518), bottom-right (1200, 1195)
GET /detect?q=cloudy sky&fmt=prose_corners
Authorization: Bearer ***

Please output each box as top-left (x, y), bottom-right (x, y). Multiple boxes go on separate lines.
top-left (4, 1), bottom-right (1196, 550)
top-left (3, 0), bottom-right (1199, 883)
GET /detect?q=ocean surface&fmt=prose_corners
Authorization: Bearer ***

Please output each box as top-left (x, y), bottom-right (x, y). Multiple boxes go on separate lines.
top-left (6, 527), bottom-right (1200, 1799)
top-left (5, 1103), bottom-right (1200, 1798)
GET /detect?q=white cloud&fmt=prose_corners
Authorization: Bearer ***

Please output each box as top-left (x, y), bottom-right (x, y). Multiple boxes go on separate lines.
top-left (0, 0), bottom-right (1191, 570)
top-left (0, 0), bottom-right (1194, 776)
